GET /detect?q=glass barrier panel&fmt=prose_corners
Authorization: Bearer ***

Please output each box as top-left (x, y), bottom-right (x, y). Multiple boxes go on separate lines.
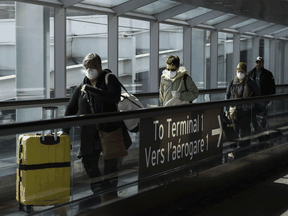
top-left (222, 98), bottom-right (288, 164)
top-left (12, 105), bottom-right (66, 124)
top-left (268, 98), bottom-right (288, 147)
top-left (276, 86), bottom-right (288, 94)
top-left (0, 109), bottom-right (16, 124)
top-left (1, 97), bottom-right (287, 215)
top-left (210, 92), bottom-right (226, 101)
top-left (222, 102), bottom-right (261, 162)
top-left (68, 120), bottom-right (139, 215)
top-left (139, 97), bottom-right (159, 108)
top-left (0, 126), bottom-right (73, 215)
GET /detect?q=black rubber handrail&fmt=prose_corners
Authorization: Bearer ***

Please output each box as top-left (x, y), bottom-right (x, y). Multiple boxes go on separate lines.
top-left (0, 84), bottom-right (287, 110)
top-left (0, 93), bottom-right (287, 136)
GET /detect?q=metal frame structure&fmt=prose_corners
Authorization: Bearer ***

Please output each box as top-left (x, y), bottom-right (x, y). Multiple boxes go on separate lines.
top-left (9, 0), bottom-right (288, 39)
top-left (54, 7), bottom-right (67, 98)
top-left (4, 0), bottom-right (288, 94)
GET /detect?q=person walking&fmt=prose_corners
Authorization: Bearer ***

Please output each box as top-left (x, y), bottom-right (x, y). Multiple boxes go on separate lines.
top-left (63, 53), bottom-right (131, 196)
top-left (248, 56), bottom-right (276, 131)
top-left (226, 62), bottom-right (261, 159)
top-left (159, 55), bottom-right (199, 106)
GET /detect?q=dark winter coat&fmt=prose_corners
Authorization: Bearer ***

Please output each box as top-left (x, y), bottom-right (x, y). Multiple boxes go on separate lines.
top-left (63, 69), bottom-right (132, 158)
top-left (248, 67), bottom-right (276, 96)
top-left (226, 75), bottom-right (262, 118)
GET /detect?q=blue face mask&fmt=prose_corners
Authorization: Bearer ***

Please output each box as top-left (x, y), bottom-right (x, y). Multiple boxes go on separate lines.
top-left (85, 68), bottom-right (98, 79)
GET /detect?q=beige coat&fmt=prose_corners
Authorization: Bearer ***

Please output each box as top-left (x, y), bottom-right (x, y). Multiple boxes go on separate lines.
top-left (159, 67), bottom-right (199, 106)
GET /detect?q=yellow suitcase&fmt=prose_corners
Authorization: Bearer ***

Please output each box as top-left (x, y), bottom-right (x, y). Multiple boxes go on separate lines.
top-left (16, 107), bottom-right (71, 213)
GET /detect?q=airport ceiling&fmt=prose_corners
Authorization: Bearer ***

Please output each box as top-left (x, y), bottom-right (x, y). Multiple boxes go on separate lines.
top-left (3, 0), bottom-right (288, 39)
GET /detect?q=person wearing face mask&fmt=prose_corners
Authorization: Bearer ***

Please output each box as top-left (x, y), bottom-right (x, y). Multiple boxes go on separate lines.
top-left (63, 53), bottom-right (131, 201)
top-left (159, 55), bottom-right (199, 106)
top-left (225, 62), bottom-right (261, 159)
top-left (248, 56), bottom-right (276, 131)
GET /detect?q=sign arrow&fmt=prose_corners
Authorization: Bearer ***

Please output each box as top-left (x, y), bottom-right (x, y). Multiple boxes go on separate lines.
top-left (212, 115), bottom-right (223, 148)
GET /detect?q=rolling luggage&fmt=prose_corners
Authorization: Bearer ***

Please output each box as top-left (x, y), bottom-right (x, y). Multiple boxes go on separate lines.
top-left (16, 107), bottom-right (71, 213)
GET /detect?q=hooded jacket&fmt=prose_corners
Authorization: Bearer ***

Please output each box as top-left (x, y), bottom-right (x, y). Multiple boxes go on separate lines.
top-left (248, 67), bottom-right (275, 96)
top-left (64, 69), bottom-right (131, 158)
top-left (159, 66), bottom-right (199, 106)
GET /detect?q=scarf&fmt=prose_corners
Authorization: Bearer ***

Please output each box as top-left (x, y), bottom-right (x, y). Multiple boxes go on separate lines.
top-left (232, 75), bottom-right (252, 98)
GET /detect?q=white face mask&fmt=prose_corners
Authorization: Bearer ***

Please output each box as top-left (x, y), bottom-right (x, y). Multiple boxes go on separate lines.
top-left (167, 70), bottom-right (177, 78)
top-left (237, 71), bottom-right (245, 80)
top-left (85, 68), bottom-right (98, 79)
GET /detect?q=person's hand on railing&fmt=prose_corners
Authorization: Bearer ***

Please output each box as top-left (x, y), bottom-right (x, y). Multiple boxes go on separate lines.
top-left (57, 131), bottom-right (68, 136)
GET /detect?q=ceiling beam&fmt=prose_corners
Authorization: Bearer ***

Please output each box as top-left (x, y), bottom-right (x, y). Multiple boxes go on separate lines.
top-left (154, 4), bottom-right (197, 22)
top-left (122, 12), bottom-right (157, 22)
top-left (273, 28), bottom-right (288, 39)
top-left (162, 18), bottom-right (190, 27)
top-left (187, 10), bottom-right (225, 27)
top-left (214, 16), bottom-right (250, 31)
top-left (237, 20), bottom-right (268, 34)
top-left (256, 24), bottom-right (286, 36)
top-left (69, 4), bottom-right (115, 15)
top-left (59, 0), bottom-right (83, 8)
top-left (14, 0), bottom-right (63, 7)
top-left (112, 0), bottom-right (157, 16)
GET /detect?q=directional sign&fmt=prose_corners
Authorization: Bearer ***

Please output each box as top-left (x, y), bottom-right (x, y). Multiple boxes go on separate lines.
top-left (139, 108), bottom-right (223, 179)
top-left (212, 115), bottom-right (223, 148)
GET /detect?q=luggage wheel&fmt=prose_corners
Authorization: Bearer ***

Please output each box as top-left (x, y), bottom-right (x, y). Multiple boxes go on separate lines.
top-left (18, 203), bottom-right (24, 211)
top-left (26, 205), bottom-right (34, 214)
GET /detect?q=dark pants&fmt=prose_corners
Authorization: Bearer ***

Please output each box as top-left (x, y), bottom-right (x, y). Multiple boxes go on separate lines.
top-left (233, 115), bottom-right (252, 159)
top-left (259, 107), bottom-right (269, 130)
top-left (252, 102), bottom-right (269, 133)
top-left (82, 151), bottom-right (118, 194)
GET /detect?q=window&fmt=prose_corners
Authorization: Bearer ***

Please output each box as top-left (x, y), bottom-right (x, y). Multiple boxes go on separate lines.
top-left (192, 28), bottom-right (210, 89)
top-left (118, 17), bottom-right (150, 93)
top-left (66, 9), bottom-right (108, 96)
top-left (159, 23), bottom-right (183, 86)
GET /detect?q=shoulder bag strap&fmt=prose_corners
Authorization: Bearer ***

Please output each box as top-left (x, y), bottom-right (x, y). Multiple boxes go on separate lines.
top-left (183, 74), bottom-right (192, 104)
top-left (105, 72), bottom-right (129, 94)
top-left (183, 74), bottom-right (188, 92)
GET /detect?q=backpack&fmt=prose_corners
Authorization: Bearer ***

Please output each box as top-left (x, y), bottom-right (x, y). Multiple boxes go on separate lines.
top-left (105, 72), bottom-right (144, 133)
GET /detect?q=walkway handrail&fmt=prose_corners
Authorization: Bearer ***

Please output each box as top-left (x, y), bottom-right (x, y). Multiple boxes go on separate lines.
top-left (0, 93), bottom-right (287, 136)
top-left (1, 84), bottom-right (288, 110)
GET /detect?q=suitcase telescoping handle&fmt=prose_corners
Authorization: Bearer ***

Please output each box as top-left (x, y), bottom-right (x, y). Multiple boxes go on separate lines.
top-left (42, 106), bottom-right (58, 141)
